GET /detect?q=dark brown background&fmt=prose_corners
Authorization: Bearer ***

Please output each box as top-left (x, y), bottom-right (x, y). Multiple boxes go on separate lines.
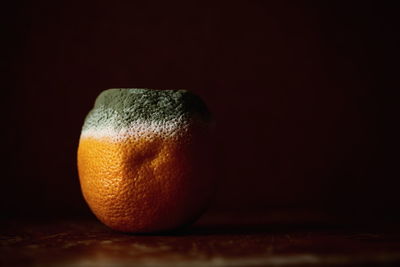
top-left (2, 1), bottom-right (397, 220)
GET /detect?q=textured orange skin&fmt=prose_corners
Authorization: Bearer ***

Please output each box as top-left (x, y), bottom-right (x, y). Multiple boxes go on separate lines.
top-left (77, 132), bottom-right (214, 233)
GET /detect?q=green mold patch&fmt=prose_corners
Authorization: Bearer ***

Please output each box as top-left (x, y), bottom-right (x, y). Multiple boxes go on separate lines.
top-left (82, 88), bottom-right (211, 132)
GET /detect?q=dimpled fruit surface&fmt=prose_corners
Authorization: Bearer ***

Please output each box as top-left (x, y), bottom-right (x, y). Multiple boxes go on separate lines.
top-left (77, 89), bottom-right (215, 233)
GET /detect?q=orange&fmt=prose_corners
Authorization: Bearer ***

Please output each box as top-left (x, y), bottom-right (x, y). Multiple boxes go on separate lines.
top-left (77, 89), bottom-right (215, 233)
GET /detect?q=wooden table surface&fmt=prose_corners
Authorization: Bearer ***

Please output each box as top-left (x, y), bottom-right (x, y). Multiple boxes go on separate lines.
top-left (1, 210), bottom-right (400, 266)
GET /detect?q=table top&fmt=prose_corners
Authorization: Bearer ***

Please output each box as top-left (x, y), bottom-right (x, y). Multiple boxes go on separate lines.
top-left (1, 210), bottom-right (400, 266)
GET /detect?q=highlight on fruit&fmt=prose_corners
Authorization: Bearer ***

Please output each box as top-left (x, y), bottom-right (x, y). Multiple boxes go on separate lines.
top-left (77, 88), bottom-right (215, 233)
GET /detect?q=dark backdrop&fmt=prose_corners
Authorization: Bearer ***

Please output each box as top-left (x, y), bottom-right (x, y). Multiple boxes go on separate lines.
top-left (3, 1), bottom-right (397, 220)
